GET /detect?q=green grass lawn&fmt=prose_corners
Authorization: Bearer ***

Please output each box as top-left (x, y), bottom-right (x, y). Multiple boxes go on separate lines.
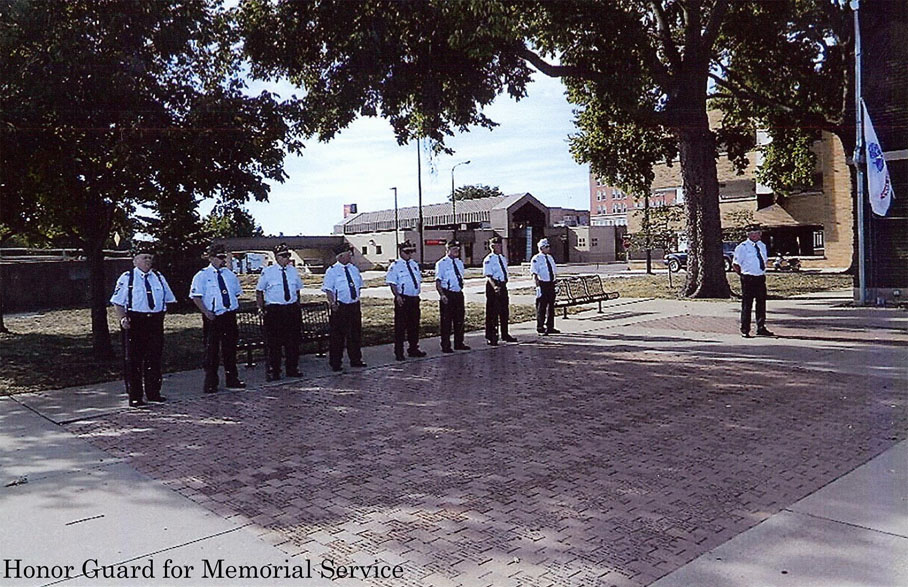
top-left (0, 299), bottom-right (536, 394)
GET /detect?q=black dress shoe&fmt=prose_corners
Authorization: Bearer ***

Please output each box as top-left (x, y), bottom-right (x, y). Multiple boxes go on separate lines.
top-left (537, 329), bottom-right (546, 335)
top-left (395, 355), bottom-right (406, 361)
top-left (756, 329), bottom-right (776, 337)
top-left (203, 387), bottom-right (218, 394)
top-left (741, 331), bottom-right (752, 338)
top-left (350, 361), bottom-right (367, 367)
top-left (486, 339), bottom-right (498, 346)
top-left (129, 400), bottom-right (148, 408)
top-left (146, 396), bottom-right (167, 403)
top-left (454, 345), bottom-right (471, 351)
top-left (285, 370), bottom-right (302, 378)
top-left (408, 349), bottom-right (427, 357)
top-left (225, 379), bottom-right (246, 389)
top-left (331, 365), bottom-right (343, 372)
top-left (502, 336), bottom-right (518, 342)
top-left (266, 373), bottom-right (281, 382)
top-left (441, 347), bottom-right (454, 354)
top-left (545, 328), bottom-right (561, 334)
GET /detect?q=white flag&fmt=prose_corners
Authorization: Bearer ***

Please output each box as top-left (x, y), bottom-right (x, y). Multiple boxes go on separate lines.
top-left (863, 99), bottom-right (894, 216)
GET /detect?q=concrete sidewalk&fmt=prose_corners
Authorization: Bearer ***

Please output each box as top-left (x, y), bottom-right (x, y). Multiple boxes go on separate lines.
top-left (2, 290), bottom-right (906, 586)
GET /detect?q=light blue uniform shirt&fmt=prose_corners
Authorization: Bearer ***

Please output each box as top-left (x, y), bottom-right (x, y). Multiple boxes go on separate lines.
top-left (189, 265), bottom-right (242, 314)
top-left (434, 256), bottom-right (465, 292)
top-left (256, 264), bottom-right (303, 305)
top-left (322, 261), bottom-right (362, 304)
top-left (386, 258), bottom-right (422, 296)
top-left (110, 268), bottom-right (176, 313)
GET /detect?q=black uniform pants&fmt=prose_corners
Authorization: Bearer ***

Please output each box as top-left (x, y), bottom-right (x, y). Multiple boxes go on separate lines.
top-left (485, 282), bottom-right (510, 342)
top-left (740, 274), bottom-right (767, 333)
top-left (536, 281), bottom-right (556, 332)
top-left (264, 303), bottom-right (301, 376)
top-left (439, 289), bottom-right (465, 350)
top-left (122, 311), bottom-right (165, 402)
top-left (394, 295), bottom-right (421, 358)
top-left (329, 301), bottom-right (363, 368)
top-left (202, 310), bottom-right (239, 390)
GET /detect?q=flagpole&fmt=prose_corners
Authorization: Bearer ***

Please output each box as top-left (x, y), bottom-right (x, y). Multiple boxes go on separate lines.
top-left (851, 0), bottom-right (867, 305)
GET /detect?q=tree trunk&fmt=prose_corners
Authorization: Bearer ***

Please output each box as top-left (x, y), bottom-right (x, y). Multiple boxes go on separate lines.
top-left (677, 116), bottom-right (732, 298)
top-left (86, 241), bottom-right (114, 357)
top-left (0, 266), bottom-right (9, 334)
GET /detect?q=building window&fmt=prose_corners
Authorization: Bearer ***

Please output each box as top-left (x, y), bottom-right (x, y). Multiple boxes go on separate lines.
top-left (591, 238), bottom-right (599, 247)
top-left (813, 230), bottom-right (825, 249)
top-left (361, 246), bottom-right (368, 255)
top-left (375, 245), bottom-right (382, 255)
top-left (578, 238), bottom-right (586, 246)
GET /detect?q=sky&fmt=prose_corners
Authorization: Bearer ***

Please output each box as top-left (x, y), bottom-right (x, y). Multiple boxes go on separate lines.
top-left (235, 73), bottom-right (592, 236)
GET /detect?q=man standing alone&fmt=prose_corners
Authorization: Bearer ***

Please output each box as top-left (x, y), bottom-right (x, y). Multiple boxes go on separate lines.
top-left (386, 240), bottom-right (426, 361)
top-left (733, 224), bottom-right (775, 338)
top-left (256, 243), bottom-right (303, 381)
top-left (110, 242), bottom-right (176, 408)
top-left (482, 236), bottom-right (517, 346)
top-left (190, 243), bottom-right (246, 393)
top-left (531, 238), bottom-right (559, 335)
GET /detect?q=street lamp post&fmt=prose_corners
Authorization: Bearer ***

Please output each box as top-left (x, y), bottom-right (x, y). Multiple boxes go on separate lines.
top-left (390, 187), bottom-right (399, 252)
top-left (451, 160), bottom-right (471, 241)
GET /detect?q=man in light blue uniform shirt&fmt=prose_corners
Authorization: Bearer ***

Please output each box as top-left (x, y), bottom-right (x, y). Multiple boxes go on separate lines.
top-left (322, 243), bottom-right (366, 371)
top-left (190, 243), bottom-right (246, 393)
top-left (531, 238), bottom-right (559, 335)
top-left (256, 242), bottom-right (303, 381)
top-left (482, 236), bottom-right (517, 345)
top-left (386, 240), bottom-right (426, 361)
top-left (435, 240), bottom-right (470, 353)
top-left (110, 242), bottom-right (176, 408)
top-left (733, 224), bottom-right (775, 338)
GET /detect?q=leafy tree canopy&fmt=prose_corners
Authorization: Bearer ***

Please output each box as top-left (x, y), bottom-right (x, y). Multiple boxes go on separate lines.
top-left (203, 204), bottom-right (265, 238)
top-left (1, 0), bottom-right (302, 352)
top-left (450, 184), bottom-right (504, 202)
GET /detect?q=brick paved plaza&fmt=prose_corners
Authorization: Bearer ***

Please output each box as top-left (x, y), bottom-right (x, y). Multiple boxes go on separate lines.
top-left (65, 300), bottom-right (908, 586)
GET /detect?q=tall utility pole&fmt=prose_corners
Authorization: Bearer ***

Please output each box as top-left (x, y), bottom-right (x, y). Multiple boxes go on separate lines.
top-left (451, 160), bottom-right (470, 242)
top-left (644, 191), bottom-right (652, 274)
top-left (417, 138), bottom-right (425, 265)
top-left (390, 187), bottom-right (399, 251)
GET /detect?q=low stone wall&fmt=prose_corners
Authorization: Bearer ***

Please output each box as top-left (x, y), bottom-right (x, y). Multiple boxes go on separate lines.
top-left (1, 259), bottom-right (133, 313)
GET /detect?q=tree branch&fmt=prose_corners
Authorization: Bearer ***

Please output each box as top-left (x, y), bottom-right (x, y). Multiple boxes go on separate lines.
top-left (702, 0), bottom-right (733, 50)
top-left (649, 0), bottom-right (682, 71)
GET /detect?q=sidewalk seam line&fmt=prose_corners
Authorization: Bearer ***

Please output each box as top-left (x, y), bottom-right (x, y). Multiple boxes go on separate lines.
top-left (782, 508), bottom-right (908, 540)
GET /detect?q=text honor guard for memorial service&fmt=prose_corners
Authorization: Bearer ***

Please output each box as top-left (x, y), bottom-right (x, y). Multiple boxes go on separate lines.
top-left (531, 238), bottom-right (560, 335)
top-left (483, 236), bottom-right (517, 346)
top-left (189, 243), bottom-right (246, 394)
top-left (110, 241), bottom-right (177, 408)
top-left (435, 240), bottom-right (470, 353)
top-left (386, 239), bottom-right (427, 361)
top-left (733, 224), bottom-right (775, 339)
top-left (256, 243), bottom-right (303, 381)
top-left (322, 242), bottom-right (366, 372)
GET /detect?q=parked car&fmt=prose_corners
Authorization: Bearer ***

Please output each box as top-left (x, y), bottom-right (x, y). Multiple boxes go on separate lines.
top-left (664, 242), bottom-right (736, 272)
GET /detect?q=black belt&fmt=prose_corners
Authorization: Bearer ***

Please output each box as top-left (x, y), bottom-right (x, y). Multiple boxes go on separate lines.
top-left (337, 300), bottom-right (360, 306)
top-left (127, 311), bottom-right (164, 317)
top-left (265, 302), bottom-right (298, 308)
top-left (442, 289), bottom-right (463, 294)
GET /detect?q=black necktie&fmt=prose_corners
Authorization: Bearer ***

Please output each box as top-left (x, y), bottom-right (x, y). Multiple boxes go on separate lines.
top-left (216, 269), bottom-right (231, 308)
top-left (452, 260), bottom-right (463, 289)
top-left (405, 260), bottom-right (419, 292)
top-left (282, 267), bottom-right (291, 301)
top-left (344, 265), bottom-right (357, 301)
top-left (754, 243), bottom-right (765, 271)
top-left (497, 255), bottom-right (508, 283)
top-left (144, 273), bottom-right (155, 311)
top-left (544, 255), bottom-right (555, 282)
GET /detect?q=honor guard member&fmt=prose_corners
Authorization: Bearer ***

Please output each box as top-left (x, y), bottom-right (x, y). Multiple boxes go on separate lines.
top-left (322, 243), bottom-right (366, 371)
top-left (190, 243), bottom-right (246, 393)
top-left (110, 242), bottom-right (176, 408)
top-left (256, 243), bottom-right (303, 381)
top-left (482, 236), bottom-right (517, 346)
top-left (733, 224), bottom-right (775, 338)
top-left (435, 240), bottom-right (470, 353)
top-left (386, 240), bottom-right (427, 361)
top-left (531, 238), bottom-right (560, 335)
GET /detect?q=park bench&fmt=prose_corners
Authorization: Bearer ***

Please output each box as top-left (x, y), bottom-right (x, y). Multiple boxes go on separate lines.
top-left (553, 275), bottom-right (620, 318)
top-left (235, 300), bottom-right (331, 368)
